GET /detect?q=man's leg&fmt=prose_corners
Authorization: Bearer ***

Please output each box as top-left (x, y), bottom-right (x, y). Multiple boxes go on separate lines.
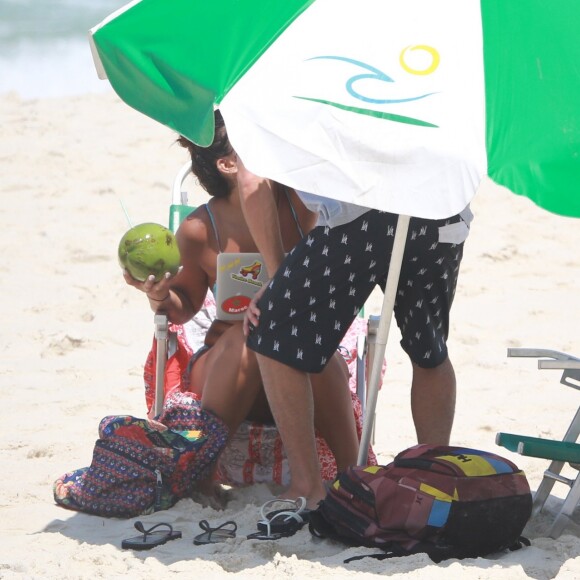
top-left (311, 352), bottom-right (359, 472)
top-left (256, 353), bottom-right (327, 508)
top-left (394, 213), bottom-right (466, 446)
top-left (246, 213), bottom-right (391, 505)
top-left (410, 357), bottom-right (456, 445)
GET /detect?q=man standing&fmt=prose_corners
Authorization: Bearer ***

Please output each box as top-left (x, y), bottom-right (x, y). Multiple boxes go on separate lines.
top-left (237, 159), bottom-right (471, 508)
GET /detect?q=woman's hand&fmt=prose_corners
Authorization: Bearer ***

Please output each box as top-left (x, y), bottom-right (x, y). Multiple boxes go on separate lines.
top-left (122, 268), bottom-right (181, 304)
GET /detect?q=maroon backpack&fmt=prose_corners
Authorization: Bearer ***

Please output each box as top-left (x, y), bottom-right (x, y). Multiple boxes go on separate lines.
top-left (309, 444), bottom-right (532, 562)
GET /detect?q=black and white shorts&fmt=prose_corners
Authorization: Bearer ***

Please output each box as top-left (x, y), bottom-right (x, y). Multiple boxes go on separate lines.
top-left (247, 209), bottom-right (467, 373)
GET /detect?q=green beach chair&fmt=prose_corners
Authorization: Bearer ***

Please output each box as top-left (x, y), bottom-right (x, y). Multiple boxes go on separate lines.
top-left (496, 348), bottom-right (580, 538)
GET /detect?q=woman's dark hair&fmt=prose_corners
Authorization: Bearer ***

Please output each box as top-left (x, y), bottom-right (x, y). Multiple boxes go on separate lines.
top-left (176, 110), bottom-right (234, 198)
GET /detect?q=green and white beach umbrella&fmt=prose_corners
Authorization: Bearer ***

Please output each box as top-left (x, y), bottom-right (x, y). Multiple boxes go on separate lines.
top-left (90, 0), bottom-right (580, 462)
top-left (90, 0), bottom-right (580, 219)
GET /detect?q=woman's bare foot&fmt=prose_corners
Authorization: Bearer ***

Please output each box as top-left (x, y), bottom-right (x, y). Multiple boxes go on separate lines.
top-left (191, 479), bottom-right (230, 510)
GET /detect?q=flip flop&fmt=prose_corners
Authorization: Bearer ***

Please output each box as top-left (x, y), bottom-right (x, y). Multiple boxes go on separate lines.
top-left (121, 521), bottom-right (182, 551)
top-left (247, 497), bottom-right (311, 540)
top-left (193, 520), bottom-right (238, 545)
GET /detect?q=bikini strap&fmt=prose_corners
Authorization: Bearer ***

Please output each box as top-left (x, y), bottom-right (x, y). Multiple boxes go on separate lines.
top-left (282, 187), bottom-right (305, 238)
top-left (204, 200), bottom-right (223, 253)
top-left (207, 189), bottom-right (302, 252)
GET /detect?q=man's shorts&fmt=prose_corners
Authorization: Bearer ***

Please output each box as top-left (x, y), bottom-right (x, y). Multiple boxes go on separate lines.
top-left (247, 209), bottom-right (468, 373)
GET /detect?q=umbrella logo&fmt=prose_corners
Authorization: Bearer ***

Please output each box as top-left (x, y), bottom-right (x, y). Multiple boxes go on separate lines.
top-left (296, 45), bottom-right (440, 128)
top-left (399, 45), bottom-right (440, 76)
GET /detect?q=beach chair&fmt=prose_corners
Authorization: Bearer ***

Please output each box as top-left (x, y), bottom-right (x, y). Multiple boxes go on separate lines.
top-left (496, 348), bottom-right (580, 538)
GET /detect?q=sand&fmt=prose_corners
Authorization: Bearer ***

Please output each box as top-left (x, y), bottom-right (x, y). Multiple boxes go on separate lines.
top-left (1, 90), bottom-right (579, 579)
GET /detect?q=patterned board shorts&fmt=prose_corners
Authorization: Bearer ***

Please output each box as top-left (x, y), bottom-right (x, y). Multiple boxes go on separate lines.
top-left (247, 209), bottom-right (467, 373)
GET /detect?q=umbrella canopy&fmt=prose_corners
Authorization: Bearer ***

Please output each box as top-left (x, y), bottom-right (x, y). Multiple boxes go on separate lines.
top-left (90, 0), bottom-right (580, 218)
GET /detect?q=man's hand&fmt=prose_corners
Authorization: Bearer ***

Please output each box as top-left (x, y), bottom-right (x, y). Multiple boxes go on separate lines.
top-left (243, 283), bottom-right (267, 336)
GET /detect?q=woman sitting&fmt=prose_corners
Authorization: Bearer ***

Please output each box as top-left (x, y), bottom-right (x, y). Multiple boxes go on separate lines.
top-left (123, 110), bottom-right (361, 486)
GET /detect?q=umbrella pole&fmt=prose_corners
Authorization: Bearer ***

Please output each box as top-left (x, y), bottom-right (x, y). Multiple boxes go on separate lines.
top-left (357, 214), bottom-right (410, 465)
top-left (154, 313), bottom-right (169, 417)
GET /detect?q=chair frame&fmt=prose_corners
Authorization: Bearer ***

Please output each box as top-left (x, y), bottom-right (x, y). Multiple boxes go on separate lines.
top-left (356, 315), bottom-right (380, 447)
top-left (496, 347), bottom-right (580, 538)
top-left (153, 163), bottom-right (193, 416)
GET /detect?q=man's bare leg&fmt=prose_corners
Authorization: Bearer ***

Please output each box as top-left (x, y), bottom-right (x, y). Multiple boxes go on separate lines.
top-left (410, 357), bottom-right (456, 445)
top-left (256, 352), bottom-right (327, 508)
top-left (311, 353), bottom-right (359, 472)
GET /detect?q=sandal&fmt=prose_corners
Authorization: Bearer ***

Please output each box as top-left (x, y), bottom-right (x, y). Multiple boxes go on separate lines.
top-left (247, 497), bottom-right (311, 540)
top-left (121, 521), bottom-right (182, 551)
top-left (193, 519), bottom-right (237, 545)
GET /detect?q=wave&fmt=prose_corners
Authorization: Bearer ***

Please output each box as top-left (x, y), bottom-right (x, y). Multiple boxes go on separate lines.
top-left (0, 0), bottom-right (122, 97)
top-left (0, 0), bottom-right (123, 41)
top-left (0, 37), bottom-right (112, 98)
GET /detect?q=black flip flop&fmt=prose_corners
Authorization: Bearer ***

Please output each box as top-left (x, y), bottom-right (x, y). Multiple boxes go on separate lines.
top-left (121, 521), bottom-right (182, 551)
top-left (193, 519), bottom-right (237, 545)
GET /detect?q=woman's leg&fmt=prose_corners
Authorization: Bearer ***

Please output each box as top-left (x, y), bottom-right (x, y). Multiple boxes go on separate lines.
top-left (192, 324), bottom-right (358, 484)
top-left (189, 324), bottom-right (269, 502)
top-left (310, 352), bottom-right (359, 473)
top-left (190, 323), bottom-right (271, 433)
top-left (195, 331), bottom-right (358, 463)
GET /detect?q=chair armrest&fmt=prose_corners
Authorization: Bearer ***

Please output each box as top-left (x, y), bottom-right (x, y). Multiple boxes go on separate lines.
top-left (496, 432), bottom-right (580, 464)
top-left (538, 360), bottom-right (580, 370)
top-left (507, 348), bottom-right (579, 362)
top-left (154, 313), bottom-right (169, 416)
top-left (507, 348), bottom-right (580, 390)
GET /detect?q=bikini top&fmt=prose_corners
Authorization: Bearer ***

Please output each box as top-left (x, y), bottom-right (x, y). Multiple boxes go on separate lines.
top-left (205, 187), bottom-right (304, 253)
top-left (206, 188), bottom-right (304, 296)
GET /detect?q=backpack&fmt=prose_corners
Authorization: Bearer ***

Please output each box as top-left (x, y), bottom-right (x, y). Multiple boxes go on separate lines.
top-left (53, 392), bottom-right (228, 518)
top-left (309, 444), bottom-right (532, 562)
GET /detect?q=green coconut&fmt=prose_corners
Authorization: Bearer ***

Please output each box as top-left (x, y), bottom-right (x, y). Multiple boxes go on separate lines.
top-left (118, 222), bottom-right (181, 282)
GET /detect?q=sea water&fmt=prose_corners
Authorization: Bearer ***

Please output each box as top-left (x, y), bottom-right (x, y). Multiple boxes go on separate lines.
top-left (0, 0), bottom-right (124, 98)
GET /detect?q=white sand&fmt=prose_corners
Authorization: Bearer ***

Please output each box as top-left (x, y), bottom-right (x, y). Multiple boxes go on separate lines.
top-left (1, 91), bottom-right (579, 579)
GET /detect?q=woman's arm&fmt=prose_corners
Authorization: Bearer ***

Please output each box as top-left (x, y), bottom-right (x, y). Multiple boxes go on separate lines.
top-left (123, 209), bottom-right (212, 325)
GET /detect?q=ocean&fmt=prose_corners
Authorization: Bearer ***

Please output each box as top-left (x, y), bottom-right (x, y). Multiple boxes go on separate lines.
top-left (0, 0), bottom-right (124, 98)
